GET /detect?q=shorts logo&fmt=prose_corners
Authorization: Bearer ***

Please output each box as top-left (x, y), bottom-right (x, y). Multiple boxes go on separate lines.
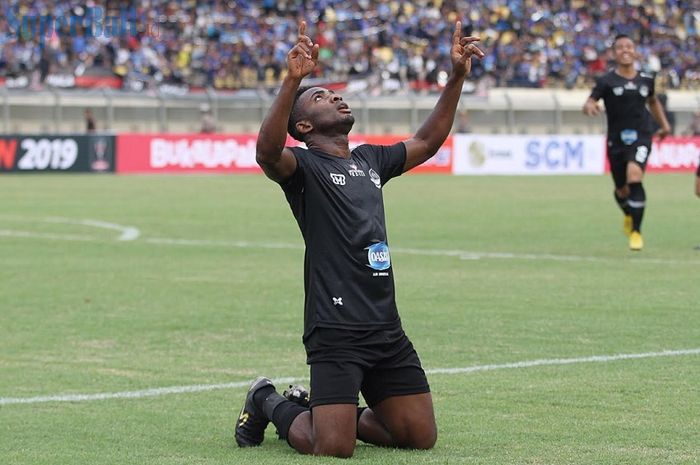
top-left (613, 87), bottom-right (624, 96)
top-left (366, 242), bottom-right (391, 271)
top-left (635, 145), bottom-right (649, 163)
top-left (330, 173), bottom-right (346, 185)
top-left (639, 85), bottom-right (649, 97)
top-left (347, 163), bottom-right (365, 177)
top-left (369, 169), bottom-right (381, 189)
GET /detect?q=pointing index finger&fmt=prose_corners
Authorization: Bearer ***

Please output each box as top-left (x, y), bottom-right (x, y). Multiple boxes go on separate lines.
top-left (453, 21), bottom-right (462, 44)
top-left (299, 20), bottom-right (306, 37)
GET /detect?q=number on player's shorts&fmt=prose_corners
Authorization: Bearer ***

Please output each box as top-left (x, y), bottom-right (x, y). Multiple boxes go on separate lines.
top-left (635, 146), bottom-right (649, 163)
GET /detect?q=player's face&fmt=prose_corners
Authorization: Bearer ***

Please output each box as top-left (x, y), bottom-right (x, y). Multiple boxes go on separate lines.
top-left (299, 87), bottom-right (355, 135)
top-left (612, 37), bottom-right (636, 66)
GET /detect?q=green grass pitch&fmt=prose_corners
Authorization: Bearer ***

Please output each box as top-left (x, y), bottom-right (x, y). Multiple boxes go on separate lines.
top-left (1, 173), bottom-right (699, 464)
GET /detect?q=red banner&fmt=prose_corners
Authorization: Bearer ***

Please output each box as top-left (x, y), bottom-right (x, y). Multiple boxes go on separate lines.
top-left (116, 133), bottom-right (453, 174)
top-left (647, 137), bottom-right (700, 172)
top-left (604, 136), bottom-right (700, 173)
top-left (116, 134), bottom-right (260, 173)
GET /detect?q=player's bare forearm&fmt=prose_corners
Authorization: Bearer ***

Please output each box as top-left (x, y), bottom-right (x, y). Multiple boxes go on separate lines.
top-left (413, 73), bottom-right (466, 154)
top-left (648, 96), bottom-right (671, 137)
top-left (256, 75), bottom-right (302, 165)
top-left (402, 23), bottom-right (483, 172)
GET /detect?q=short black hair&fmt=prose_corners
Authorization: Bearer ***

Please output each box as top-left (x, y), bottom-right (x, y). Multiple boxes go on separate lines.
top-left (612, 34), bottom-right (632, 46)
top-left (288, 86), bottom-right (312, 142)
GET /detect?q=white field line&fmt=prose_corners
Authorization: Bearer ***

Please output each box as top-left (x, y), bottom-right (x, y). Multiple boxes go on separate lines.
top-left (0, 229), bottom-right (97, 242)
top-left (1, 348), bottom-right (698, 406)
top-left (2, 228), bottom-right (699, 265)
top-left (44, 217), bottom-right (140, 241)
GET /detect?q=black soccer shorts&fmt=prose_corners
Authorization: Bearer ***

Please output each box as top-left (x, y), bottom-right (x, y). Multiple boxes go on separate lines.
top-left (607, 140), bottom-right (652, 189)
top-left (304, 326), bottom-right (430, 408)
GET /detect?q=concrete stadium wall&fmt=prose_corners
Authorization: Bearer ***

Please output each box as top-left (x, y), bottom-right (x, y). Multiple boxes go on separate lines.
top-left (2, 88), bottom-right (698, 136)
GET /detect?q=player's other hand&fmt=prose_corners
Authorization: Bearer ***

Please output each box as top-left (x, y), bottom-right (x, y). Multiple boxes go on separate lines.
top-left (583, 100), bottom-right (601, 116)
top-left (655, 126), bottom-right (671, 141)
top-left (287, 21), bottom-right (319, 79)
top-left (450, 21), bottom-right (484, 78)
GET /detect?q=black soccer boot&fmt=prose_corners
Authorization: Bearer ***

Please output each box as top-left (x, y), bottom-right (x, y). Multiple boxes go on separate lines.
top-left (283, 384), bottom-right (310, 408)
top-left (235, 376), bottom-right (274, 447)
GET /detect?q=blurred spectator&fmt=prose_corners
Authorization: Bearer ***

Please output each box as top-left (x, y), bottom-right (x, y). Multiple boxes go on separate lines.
top-left (84, 108), bottom-right (96, 133)
top-left (0, 1), bottom-right (698, 94)
top-left (684, 112), bottom-right (700, 136)
top-left (199, 103), bottom-right (216, 133)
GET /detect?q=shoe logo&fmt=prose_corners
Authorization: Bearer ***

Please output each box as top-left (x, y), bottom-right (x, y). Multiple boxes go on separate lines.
top-left (330, 173), bottom-right (346, 185)
top-left (237, 411), bottom-right (249, 427)
top-left (332, 297), bottom-right (343, 306)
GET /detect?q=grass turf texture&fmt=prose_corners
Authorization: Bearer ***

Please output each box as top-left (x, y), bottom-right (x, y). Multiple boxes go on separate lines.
top-left (1, 173), bottom-right (699, 465)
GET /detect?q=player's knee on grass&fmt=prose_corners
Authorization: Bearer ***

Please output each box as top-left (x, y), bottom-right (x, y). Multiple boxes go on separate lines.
top-left (395, 418), bottom-right (438, 450)
top-left (311, 432), bottom-right (356, 458)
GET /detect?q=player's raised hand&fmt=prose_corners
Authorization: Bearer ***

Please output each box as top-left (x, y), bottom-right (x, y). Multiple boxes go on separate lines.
top-left (287, 21), bottom-right (319, 79)
top-left (450, 21), bottom-right (484, 78)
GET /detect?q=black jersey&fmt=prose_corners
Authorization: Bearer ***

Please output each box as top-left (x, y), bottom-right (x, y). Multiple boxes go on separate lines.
top-left (590, 71), bottom-right (655, 146)
top-left (281, 143), bottom-right (407, 339)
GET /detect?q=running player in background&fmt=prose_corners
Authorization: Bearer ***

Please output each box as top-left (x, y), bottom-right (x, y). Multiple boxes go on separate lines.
top-left (583, 34), bottom-right (671, 251)
top-left (234, 20), bottom-right (483, 457)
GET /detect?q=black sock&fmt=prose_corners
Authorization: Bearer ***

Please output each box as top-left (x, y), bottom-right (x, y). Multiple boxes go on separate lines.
top-left (263, 394), bottom-right (308, 440)
top-left (627, 182), bottom-right (646, 232)
top-left (614, 190), bottom-right (631, 215)
top-left (253, 385), bottom-right (275, 410)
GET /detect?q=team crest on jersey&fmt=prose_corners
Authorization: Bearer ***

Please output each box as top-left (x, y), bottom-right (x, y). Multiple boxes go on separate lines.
top-left (347, 163), bottom-right (365, 177)
top-left (369, 169), bottom-right (381, 189)
top-left (613, 86), bottom-right (624, 96)
top-left (639, 85), bottom-right (649, 97)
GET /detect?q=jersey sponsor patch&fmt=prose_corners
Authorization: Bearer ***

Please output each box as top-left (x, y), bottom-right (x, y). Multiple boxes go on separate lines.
top-left (639, 85), bottom-right (649, 97)
top-left (366, 242), bottom-right (391, 271)
top-left (613, 86), bottom-right (624, 96)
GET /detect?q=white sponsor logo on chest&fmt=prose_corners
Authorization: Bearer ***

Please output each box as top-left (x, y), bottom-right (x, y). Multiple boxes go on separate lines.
top-left (330, 173), bottom-right (346, 185)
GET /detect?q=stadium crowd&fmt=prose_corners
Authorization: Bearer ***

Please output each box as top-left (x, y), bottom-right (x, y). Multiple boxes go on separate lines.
top-left (0, 0), bottom-right (698, 93)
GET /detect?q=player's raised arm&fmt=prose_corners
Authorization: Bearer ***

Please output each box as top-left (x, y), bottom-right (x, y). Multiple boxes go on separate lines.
top-left (256, 21), bottom-right (319, 183)
top-left (402, 22), bottom-right (484, 172)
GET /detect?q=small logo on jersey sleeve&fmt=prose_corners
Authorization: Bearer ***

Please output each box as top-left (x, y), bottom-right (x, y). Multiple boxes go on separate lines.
top-left (366, 242), bottom-right (391, 270)
top-left (368, 169), bottom-right (381, 189)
